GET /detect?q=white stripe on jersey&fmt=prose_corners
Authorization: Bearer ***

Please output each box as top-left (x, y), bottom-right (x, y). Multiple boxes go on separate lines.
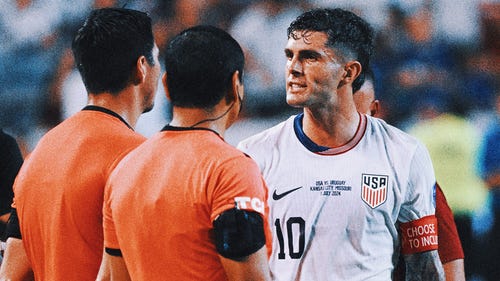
top-left (238, 114), bottom-right (436, 281)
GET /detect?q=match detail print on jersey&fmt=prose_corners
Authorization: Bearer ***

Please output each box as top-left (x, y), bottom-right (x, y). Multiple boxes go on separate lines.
top-left (361, 174), bottom-right (388, 208)
top-left (400, 215), bottom-right (439, 254)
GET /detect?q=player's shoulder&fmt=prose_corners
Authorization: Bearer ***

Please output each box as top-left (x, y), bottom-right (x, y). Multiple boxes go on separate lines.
top-left (237, 116), bottom-right (294, 152)
top-left (367, 115), bottom-right (422, 148)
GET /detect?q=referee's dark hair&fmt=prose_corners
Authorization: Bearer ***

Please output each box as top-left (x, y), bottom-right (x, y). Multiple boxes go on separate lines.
top-left (164, 25), bottom-right (245, 108)
top-left (72, 8), bottom-right (155, 95)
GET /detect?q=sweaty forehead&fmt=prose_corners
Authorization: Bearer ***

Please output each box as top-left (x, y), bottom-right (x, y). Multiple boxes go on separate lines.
top-left (286, 31), bottom-right (329, 50)
top-left (291, 30), bottom-right (327, 43)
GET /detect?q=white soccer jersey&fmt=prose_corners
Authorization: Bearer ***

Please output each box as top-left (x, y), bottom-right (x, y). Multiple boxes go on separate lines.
top-left (237, 114), bottom-right (437, 281)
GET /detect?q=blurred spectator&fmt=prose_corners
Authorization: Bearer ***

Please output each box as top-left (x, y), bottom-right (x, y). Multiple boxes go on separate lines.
top-left (433, 0), bottom-right (482, 45)
top-left (0, 0), bottom-right (65, 149)
top-left (229, 0), bottom-right (307, 116)
top-left (306, 0), bottom-right (390, 30)
top-left (148, 0), bottom-right (208, 52)
top-left (373, 2), bottom-right (459, 127)
top-left (459, 1), bottom-right (500, 115)
top-left (199, 0), bottom-right (249, 30)
top-left (479, 1), bottom-right (500, 54)
top-left (458, 49), bottom-right (498, 114)
top-left (476, 92), bottom-right (500, 281)
top-left (407, 97), bottom-right (488, 280)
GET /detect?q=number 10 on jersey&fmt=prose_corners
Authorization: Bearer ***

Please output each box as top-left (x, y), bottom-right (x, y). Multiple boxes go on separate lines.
top-left (274, 217), bottom-right (305, 259)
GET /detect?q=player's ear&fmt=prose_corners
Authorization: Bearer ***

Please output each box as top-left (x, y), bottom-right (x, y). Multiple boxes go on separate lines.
top-left (370, 99), bottom-right (380, 117)
top-left (133, 55), bottom-right (148, 85)
top-left (343, 61), bottom-right (362, 84)
top-left (162, 73), bottom-right (171, 101)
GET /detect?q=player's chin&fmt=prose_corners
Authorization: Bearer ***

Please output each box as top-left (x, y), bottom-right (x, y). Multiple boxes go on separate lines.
top-left (142, 93), bottom-right (156, 113)
top-left (142, 101), bottom-right (155, 113)
top-left (286, 93), bottom-right (305, 108)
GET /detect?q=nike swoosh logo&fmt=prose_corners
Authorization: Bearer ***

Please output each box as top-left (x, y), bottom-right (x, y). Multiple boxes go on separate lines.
top-left (272, 186), bottom-right (303, 200)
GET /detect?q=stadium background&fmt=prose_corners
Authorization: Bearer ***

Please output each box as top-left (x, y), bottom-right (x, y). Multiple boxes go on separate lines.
top-left (0, 0), bottom-right (498, 280)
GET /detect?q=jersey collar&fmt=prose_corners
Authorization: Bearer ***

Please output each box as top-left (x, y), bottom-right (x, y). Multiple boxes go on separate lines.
top-left (293, 112), bottom-right (367, 155)
top-left (82, 105), bottom-right (133, 130)
top-left (161, 125), bottom-right (222, 139)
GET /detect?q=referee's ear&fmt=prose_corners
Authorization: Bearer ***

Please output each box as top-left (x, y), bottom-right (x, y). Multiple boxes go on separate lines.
top-left (231, 70), bottom-right (244, 103)
top-left (162, 73), bottom-right (171, 101)
top-left (133, 55), bottom-right (148, 85)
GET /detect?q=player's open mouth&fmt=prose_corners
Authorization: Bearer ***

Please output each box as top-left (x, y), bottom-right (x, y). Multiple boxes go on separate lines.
top-left (288, 81), bottom-right (306, 91)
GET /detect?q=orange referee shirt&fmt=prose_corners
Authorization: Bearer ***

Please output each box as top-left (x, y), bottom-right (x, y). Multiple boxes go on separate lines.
top-left (103, 126), bottom-right (271, 281)
top-left (14, 106), bottom-right (145, 281)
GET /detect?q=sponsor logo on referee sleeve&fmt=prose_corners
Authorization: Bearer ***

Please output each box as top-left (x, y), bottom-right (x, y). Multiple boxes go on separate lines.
top-left (361, 174), bottom-right (388, 208)
top-left (234, 196), bottom-right (264, 213)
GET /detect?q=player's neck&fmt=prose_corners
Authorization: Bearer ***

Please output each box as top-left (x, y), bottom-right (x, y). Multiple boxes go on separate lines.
top-left (302, 105), bottom-right (360, 148)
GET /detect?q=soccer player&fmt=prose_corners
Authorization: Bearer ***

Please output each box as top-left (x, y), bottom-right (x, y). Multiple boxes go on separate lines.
top-left (0, 8), bottom-right (160, 280)
top-left (237, 8), bottom-right (445, 280)
top-left (0, 130), bottom-right (23, 236)
top-left (96, 26), bottom-right (271, 281)
top-left (352, 68), bottom-right (379, 118)
top-left (354, 69), bottom-right (465, 281)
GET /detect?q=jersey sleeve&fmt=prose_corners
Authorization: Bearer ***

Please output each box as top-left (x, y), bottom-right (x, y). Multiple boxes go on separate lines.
top-left (210, 155), bottom-right (268, 219)
top-left (399, 142), bottom-right (437, 221)
top-left (209, 154), bottom-right (271, 256)
top-left (102, 181), bottom-right (119, 250)
top-left (435, 183), bottom-right (464, 263)
top-left (398, 142), bottom-right (438, 255)
top-left (237, 141), bottom-right (266, 173)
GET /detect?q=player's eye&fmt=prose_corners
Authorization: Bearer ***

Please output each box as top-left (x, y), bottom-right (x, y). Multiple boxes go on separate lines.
top-left (301, 52), bottom-right (320, 62)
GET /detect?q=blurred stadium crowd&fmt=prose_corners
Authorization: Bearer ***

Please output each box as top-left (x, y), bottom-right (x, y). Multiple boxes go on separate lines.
top-left (0, 0), bottom-right (497, 146)
top-left (0, 0), bottom-right (498, 279)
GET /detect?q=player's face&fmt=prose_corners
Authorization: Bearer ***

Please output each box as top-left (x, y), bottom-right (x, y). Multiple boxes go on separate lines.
top-left (353, 80), bottom-right (375, 115)
top-left (285, 31), bottom-right (346, 108)
top-left (142, 43), bottom-right (161, 113)
top-left (353, 79), bottom-right (380, 117)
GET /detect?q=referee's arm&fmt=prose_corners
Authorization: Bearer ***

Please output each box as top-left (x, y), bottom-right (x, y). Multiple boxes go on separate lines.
top-left (96, 250), bottom-right (130, 281)
top-left (0, 208), bottom-right (34, 281)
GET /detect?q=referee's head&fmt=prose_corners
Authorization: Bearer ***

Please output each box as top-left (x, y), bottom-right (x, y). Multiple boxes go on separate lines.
top-left (163, 25), bottom-right (245, 109)
top-left (72, 8), bottom-right (156, 95)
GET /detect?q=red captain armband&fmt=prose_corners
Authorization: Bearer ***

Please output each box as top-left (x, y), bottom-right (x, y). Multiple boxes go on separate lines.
top-left (400, 215), bottom-right (438, 255)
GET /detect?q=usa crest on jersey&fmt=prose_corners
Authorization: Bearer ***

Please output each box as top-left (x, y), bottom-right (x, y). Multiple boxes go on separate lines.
top-left (361, 174), bottom-right (388, 208)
